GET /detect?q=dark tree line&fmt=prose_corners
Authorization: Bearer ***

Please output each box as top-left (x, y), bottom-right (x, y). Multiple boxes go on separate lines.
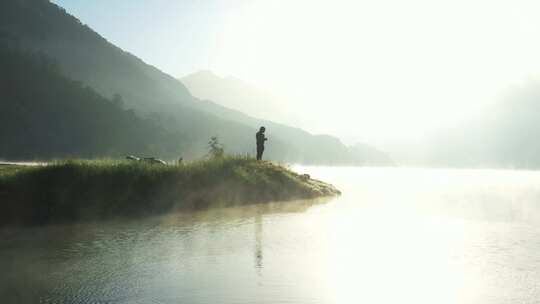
top-left (0, 47), bottom-right (184, 160)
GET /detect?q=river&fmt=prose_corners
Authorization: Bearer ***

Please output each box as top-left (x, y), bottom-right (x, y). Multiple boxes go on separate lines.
top-left (2, 167), bottom-right (540, 303)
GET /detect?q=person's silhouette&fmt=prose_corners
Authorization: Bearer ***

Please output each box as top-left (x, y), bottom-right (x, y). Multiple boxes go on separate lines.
top-left (256, 127), bottom-right (267, 160)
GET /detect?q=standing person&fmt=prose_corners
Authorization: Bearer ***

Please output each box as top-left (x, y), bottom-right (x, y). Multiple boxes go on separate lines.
top-left (256, 126), bottom-right (268, 160)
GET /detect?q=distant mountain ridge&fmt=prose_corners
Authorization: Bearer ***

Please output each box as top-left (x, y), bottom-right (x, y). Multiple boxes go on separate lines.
top-left (0, 0), bottom-right (393, 165)
top-left (182, 70), bottom-right (394, 165)
top-left (422, 83), bottom-right (540, 168)
top-left (182, 70), bottom-right (298, 126)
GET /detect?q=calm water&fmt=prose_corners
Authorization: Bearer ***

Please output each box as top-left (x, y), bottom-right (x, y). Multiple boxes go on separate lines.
top-left (3, 167), bottom-right (540, 303)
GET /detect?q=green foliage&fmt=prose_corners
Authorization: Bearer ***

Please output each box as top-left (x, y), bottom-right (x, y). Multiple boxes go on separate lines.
top-left (207, 136), bottom-right (225, 159)
top-left (0, 157), bottom-right (340, 226)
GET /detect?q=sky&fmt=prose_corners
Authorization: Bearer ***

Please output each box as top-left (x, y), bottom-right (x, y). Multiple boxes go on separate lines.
top-left (53, 0), bottom-right (540, 145)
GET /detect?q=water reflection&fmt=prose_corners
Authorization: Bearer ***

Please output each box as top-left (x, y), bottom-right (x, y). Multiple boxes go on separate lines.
top-left (254, 211), bottom-right (264, 272)
top-left (4, 167), bottom-right (540, 303)
top-left (0, 197), bottom-right (332, 304)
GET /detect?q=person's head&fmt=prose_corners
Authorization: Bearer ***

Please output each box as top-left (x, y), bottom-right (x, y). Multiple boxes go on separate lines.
top-left (260, 126), bottom-right (266, 133)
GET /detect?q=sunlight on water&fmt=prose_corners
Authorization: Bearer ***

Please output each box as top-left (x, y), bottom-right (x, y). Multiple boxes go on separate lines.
top-left (296, 166), bottom-right (540, 304)
top-left (3, 167), bottom-right (540, 303)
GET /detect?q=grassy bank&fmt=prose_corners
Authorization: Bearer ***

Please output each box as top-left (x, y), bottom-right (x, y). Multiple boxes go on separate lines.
top-left (0, 157), bottom-right (340, 226)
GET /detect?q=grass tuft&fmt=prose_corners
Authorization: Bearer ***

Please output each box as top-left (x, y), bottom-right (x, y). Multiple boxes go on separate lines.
top-left (0, 156), bottom-right (340, 226)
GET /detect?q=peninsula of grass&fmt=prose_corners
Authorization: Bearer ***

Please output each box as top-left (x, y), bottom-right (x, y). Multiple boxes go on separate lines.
top-left (0, 157), bottom-right (340, 226)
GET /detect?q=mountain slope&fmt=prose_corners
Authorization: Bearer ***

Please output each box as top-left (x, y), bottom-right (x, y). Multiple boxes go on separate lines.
top-left (182, 70), bottom-right (297, 126)
top-left (424, 84), bottom-right (540, 168)
top-left (0, 0), bottom-right (197, 112)
top-left (0, 0), bottom-right (392, 165)
top-left (0, 47), bottom-right (180, 159)
top-left (182, 70), bottom-right (394, 165)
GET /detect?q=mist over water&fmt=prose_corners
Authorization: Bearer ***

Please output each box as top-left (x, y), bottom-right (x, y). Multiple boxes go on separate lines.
top-left (3, 167), bottom-right (540, 303)
top-left (5, 2), bottom-right (540, 303)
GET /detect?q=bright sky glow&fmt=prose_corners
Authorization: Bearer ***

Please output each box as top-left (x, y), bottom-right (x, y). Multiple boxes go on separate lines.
top-left (54, 0), bottom-right (540, 144)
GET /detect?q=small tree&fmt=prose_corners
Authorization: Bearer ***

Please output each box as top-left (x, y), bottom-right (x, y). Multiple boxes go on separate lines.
top-left (207, 136), bottom-right (224, 159)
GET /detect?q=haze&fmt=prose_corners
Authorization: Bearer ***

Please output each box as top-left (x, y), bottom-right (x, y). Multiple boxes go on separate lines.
top-left (54, 0), bottom-right (540, 144)
top-left (6, 2), bottom-right (540, 303)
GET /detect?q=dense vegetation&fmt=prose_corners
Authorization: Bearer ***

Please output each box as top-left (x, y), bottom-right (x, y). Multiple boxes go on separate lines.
top-left (0, 47), bottom-right (182, 159)
top-left (0, 0), bottom-right (392, 165)
top-left (0, 157), bottom-right (340, 226)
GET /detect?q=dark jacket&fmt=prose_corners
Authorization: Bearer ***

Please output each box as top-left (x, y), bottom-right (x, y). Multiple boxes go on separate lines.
top-left (256, 131), bottom-right (266, 146)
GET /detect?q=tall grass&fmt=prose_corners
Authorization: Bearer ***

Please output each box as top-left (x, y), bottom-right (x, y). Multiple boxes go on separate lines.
top-left (0, 156), bottom-right (339, 226)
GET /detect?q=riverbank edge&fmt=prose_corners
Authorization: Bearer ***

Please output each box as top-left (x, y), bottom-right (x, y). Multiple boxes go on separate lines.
top-left (0, 157), bottom-right (340, 226)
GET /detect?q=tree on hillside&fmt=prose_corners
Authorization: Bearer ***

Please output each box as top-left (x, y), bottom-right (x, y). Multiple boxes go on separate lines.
top-left (207, 136), bottom-right (224, 159)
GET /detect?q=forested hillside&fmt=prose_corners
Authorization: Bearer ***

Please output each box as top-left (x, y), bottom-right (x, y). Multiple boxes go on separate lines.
top-left (0, 0), bottom-right (392, 165)
top-left (0, 47), bottom-right (182, 159)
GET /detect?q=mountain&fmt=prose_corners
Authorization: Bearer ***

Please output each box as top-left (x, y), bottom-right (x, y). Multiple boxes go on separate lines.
top-left (350, 143), bottom-right (395, 166)
top-left (0, 47), bottom-right (179, 159)
top-left (0, 0), bottom-right (392, 165)
top-left (182, 70), bottom-right (297, 126)
top-left (0, 0), bottom-right (196, 112)
top-left (182, 70), bottom-right (394, 165)
top-left (423, 84), bottom-right (540, 168)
